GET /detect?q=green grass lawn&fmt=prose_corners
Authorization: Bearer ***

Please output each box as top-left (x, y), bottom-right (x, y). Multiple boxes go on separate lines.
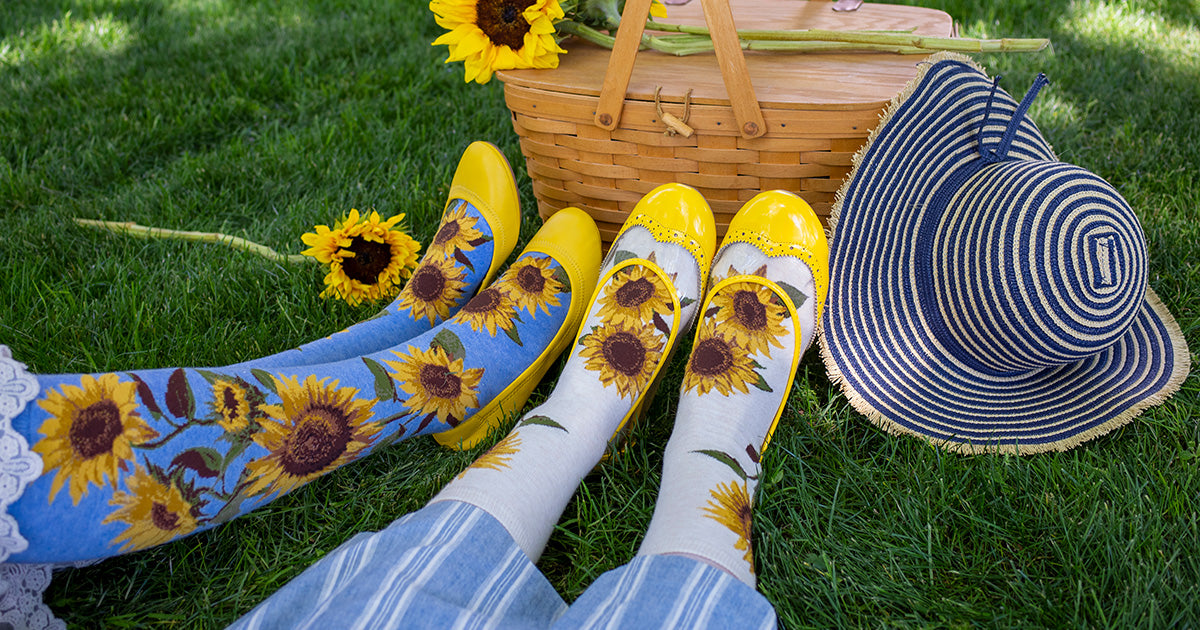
top-left (2, 0), bottom-right (1197, 627)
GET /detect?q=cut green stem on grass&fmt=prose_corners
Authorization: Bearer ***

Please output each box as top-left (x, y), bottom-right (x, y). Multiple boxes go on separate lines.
top-left (73, 218), bottom-right (313, 265)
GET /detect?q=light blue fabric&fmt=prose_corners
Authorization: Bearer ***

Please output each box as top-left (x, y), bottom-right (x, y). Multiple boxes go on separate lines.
top-left (229, 501), bottom-right (777, 630)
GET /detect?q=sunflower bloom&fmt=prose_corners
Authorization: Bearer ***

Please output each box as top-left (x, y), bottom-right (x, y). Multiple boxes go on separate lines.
top-left (302, 209), bottom-right (422, 307)
top-left (458, 434), bottom-right (521, 479)
top-left (682, 319), bottom-right (760, 396)
top-left (244, 375), bottom-right (380, 497)
top-left (103, 466), bottom-right (198, 552)
top-left (703, 480), bottom-right (754, 570)
top-left (710, 283), bottom-right (789, 358)
top-left (386, 345), bottom-right (485, 426)
top-left (425, 200), bottom-right (486, 259)
top-left (210, 378), bottom-right (251, 432)
top-left (450, 287), bottom-right (518, 336)
top-left (579, 322), bottom-right (663, 399)
top-left (395, 256), bottom-right (470, 324)
top-left (431, 0), bottom-right (568, 84)
top-left (33, 373), bottom-right (159, 505)
top-left (596, 265), bottom-right (673, 328)
top-left (503, 255), bottom-right (564, 316)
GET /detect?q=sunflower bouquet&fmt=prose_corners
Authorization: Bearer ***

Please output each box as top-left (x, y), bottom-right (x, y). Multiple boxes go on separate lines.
top-left (430, 0), bottom-right (1050, 85)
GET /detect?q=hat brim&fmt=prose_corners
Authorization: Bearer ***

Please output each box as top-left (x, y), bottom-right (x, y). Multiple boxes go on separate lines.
top-left (820, 53), bottom-right (1190, 454)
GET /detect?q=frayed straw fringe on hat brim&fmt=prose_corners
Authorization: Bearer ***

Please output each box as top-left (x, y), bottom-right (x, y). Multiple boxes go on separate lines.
top-left (816, 51), bottom-right (1191, 455)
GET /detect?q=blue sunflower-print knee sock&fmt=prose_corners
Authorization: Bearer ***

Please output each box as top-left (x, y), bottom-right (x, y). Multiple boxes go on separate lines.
top-left (235, 199), bottom-right (505, 370)
top-left (1, 226), bottom-right (591, 564)
top-left (431, 211), bottom-right (711, 562)
top-left (636, 235), bottom-right (825, 587)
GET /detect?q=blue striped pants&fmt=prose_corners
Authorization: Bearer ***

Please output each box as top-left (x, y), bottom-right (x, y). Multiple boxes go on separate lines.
top-left (228, 501), bottom-right (777, 629)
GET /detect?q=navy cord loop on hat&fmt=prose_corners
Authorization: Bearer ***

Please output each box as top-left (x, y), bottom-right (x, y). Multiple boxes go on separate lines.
top-left (978, 74), bottom-right (1049, 165)
top-left (820, 52), bottom-right (1189, 455)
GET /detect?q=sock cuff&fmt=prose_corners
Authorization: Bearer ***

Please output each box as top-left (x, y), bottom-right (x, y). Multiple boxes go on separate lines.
top-left (427, 490), bottom-right (549, 563)
top-left (637, 536), bottom-right (757, 588)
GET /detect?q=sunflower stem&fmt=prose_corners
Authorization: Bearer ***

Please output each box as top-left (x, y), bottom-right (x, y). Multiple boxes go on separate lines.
top-left (641, 20), bottom-right (1051, 53)
top-left (74, 218), bottom-right (314, 265)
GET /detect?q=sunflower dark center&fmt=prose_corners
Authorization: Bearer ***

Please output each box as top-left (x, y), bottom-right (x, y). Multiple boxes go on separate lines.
top-left (462, 288), bottom-right (500, 313)
top-left (341, 238), bottom-right (393, 284)
top-left (691, 337), bottom-right (733, 377)
top-left (221, 387), bottom-right (240, 414)
top-left (434, 220), bottom-right (460, 247)
top-left (281, 406), bottom-right (351, 476)
top-left (151, 502), bottom-right (181, 531)
top-left (517, 265), bottom-right (545, 294)
top-left (476, 0), bottom-right (536, 50)
top-left (410, 264), bottom-right (447, 301)
top-left (615, 277), bottom-right (654, 309)
top-left (69, 400), bottom-right (123, 460)
top-left (420, 364), bottom-right (462, 399)
top-left (602, 331), bottom-right (646, 376)
top-left (732, 290), bottom-right (767, 330)
top-left (738, 501), bottom-right (753, 530)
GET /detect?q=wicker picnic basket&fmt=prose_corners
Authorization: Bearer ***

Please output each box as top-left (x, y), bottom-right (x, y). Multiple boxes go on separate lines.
top-left (495, 0), bottom-right (956, 245)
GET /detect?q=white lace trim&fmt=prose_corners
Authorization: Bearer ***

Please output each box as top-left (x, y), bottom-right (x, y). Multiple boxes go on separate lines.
top-left (0, 347), bottom-right (63, 630)
top-left (0, 345), bottom-right (41, 563)
top-left (0, 564), bottom-right (64, 630)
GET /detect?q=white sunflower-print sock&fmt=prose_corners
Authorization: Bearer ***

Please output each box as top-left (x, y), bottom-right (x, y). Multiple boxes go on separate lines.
top-left (432, 217), bottom-right (707, 562)
top-left (636, 241), bottom-right (820, 587)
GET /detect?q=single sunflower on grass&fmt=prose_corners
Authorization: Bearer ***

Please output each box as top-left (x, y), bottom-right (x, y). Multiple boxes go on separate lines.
top-left (431, 0), bottom-right (568, 84)
top-left (103, 466), bottom-right (198, 552)
top-left (386, 345), bottom-right (485, 427)
top-left (703, 480), bottom-right (754, 571)
top-left (33, 373), bottom-right (159, 505)
top-left (301, 209), bottom-right (421, 307)
top-left (244, 375), bottom-right (380, 498)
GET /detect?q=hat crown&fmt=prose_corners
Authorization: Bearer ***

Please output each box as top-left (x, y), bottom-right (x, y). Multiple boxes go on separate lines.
top-left (930, 160), bottom-right (1148, 373)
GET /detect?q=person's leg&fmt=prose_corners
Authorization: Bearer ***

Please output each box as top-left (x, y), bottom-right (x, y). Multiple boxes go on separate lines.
top-left (553, 191), bottom-right (828, 630)
top-left (223, 186), bottom-right (717, 629)
top-left (228, 501), bottom-right (568, 630)
top-left (431, 183), bottom-right (717, 562)
top-left (234, 141), bottom-right (523, 370)
top-left (636, 190), bottom-right (827, 586)
top-left (1, 207), bottom-right (600, 565)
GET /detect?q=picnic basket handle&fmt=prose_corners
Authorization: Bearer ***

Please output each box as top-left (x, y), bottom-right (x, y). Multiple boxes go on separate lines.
top-left (594, 0), bottom-right (767, 139)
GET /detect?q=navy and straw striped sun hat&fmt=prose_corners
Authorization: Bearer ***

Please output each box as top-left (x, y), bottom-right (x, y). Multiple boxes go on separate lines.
top-left (819, 53), bottom-right (1190, 454)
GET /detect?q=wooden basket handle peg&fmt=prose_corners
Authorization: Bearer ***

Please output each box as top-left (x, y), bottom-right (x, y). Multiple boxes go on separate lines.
top-left (594, 0), bottom-right (767, 139)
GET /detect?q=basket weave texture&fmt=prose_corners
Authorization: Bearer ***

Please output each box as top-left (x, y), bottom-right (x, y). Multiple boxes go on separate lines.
top-left (497, 0), bottom-right (956, 245)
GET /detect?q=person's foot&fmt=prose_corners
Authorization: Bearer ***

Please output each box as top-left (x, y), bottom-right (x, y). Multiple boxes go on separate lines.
top-left (431, 183), bottom-right (717, 561)
top-left (637, 190), bottom-right (829, 586)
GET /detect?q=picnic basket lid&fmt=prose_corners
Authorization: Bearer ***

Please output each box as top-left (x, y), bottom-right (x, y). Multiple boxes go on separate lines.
top-left (497, 0), bottom-right (957, 111)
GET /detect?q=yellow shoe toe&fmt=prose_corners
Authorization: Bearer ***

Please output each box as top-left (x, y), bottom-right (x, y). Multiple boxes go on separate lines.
top-left (447, 141), bottom-right (522, 288)
top-left (614, 183), bottom-right (717, 281)
top-left (722, 190), bottom-right (829, 318)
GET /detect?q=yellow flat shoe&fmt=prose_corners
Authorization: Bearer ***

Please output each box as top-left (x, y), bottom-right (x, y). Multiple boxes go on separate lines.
top-left (599, 183), bottom-right (717, 451)
top-left (433, 207), bottom-right (602, 449)
top-left (445, 141), bottom-right (522, 288)
top-left (713, 189), bottom-right (828, 452)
